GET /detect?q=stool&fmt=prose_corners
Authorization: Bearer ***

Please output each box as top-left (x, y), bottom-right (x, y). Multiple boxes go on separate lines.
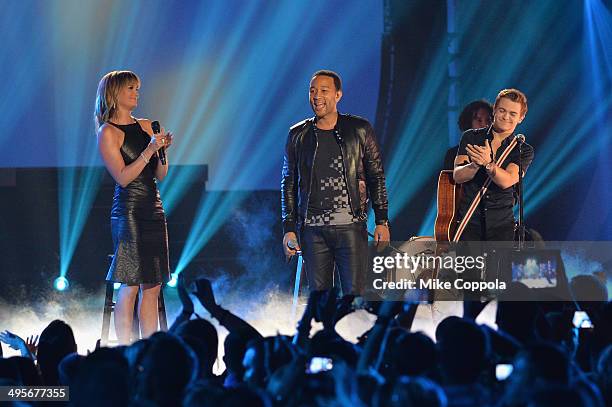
top-left (101, 255), bottom-right (168, 346)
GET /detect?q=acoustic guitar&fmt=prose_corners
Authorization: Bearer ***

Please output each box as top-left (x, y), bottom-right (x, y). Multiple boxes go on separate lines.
top-left (434, 170), bottom-right (463, 242)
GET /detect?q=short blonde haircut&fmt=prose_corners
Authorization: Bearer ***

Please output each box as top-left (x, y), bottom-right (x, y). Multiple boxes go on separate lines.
top-left (494, 88), bottom-right (528, 117)
top-left (94, 70), bottom-right (140, 131)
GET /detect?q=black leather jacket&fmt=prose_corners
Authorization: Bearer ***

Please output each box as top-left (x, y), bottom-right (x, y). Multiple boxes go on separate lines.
top-left (281, 113), bottom-right (388, 234)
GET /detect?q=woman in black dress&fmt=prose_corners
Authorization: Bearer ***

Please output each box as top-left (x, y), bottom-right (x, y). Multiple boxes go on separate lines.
top-left (95, 71), bottom-right (173, 344)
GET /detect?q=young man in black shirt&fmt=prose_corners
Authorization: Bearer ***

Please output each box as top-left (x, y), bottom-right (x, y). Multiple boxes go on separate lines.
top-left (453, 88), bottom-right (534, 318)
top-left (281, 70), bottom-right (390, 296)
top-left (454, 88), bottom-right (534, 241)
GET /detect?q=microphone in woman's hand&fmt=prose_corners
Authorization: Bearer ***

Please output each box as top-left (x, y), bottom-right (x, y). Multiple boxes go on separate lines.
top-left (151, 120), bottom-right (166, 165)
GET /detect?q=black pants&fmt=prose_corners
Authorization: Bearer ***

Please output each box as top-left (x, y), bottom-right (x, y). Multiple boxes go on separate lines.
top-left (300, 222), bottom-right (367, 295)
top-left (460, 218), bottom-right (515, 242)
top-left (460, 218), bottom-right (515, 319)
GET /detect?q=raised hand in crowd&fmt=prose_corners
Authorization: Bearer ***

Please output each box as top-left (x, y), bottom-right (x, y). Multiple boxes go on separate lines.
top-left (293, 289), bottom-right (324, 347)
top-left (169, 273), bottom-right (195, 332)
top-left (316, 288), bottom-right (357, 332)
top-left (358, 300), bottom-right (407, 373)
top-left (377, 299), bottom-right (406, 321)
top-left (193, 277), bottom-right (220, 313)
top-left (177, 273), bottom-right (194, 316)
top-left (192, 277), bottom-right (261, 339)
top-left (25, 334), bottom-right (39, 357)
top-left (317, 287), bottom-right (341, 329)
top-left (0, 330), bottom-right (36, 359)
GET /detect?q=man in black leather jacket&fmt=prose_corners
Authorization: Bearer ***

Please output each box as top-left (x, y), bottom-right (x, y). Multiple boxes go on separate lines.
top-left (281, 70), bottom-right (390, 295)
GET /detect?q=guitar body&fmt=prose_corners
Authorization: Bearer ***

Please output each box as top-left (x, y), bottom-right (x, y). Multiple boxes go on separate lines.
top-left (434, 170), bottom-right (463, 242)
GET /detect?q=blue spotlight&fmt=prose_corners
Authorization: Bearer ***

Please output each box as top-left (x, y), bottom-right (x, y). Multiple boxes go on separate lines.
top-left (417, 198), bottom-right (438, 237)
top-left (54, 276), bottom-right (69, 291)
top-left (167, 273), bottom-right (178, 288)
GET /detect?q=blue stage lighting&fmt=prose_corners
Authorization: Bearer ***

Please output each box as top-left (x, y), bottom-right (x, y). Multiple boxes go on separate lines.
top-left (54, 276), bottom-right (69, 291)
top-left (0, 1), bottom-right (383, 279)
top-left (167, 273), bottom-right (178, 288)
top-left (417, 198), bottom-right (438, 237)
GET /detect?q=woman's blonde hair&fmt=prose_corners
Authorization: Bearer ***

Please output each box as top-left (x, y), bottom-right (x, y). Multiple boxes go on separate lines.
top-left (94, 70), bottom-right (140, 131)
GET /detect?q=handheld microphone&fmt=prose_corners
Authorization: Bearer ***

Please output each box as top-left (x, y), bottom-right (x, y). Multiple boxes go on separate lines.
top-left (515, 134), bottom-right (526, 144)
top-left (287, 239), bottom-right (299, 250)
top-left (151, 120), bottom-right (166, 165)
top-left (287, 239), bottom-right (301, 257)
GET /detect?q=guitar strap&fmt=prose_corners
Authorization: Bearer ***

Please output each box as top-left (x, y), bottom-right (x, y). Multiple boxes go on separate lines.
top-left (452, 137), bottom-right (518, 242)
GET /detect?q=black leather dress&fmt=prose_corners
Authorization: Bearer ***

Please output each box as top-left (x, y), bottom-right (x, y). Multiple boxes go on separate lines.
top-left (105, 121), bottom-right (170, 285)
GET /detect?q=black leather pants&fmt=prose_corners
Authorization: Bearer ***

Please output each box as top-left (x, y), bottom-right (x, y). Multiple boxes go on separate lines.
top-left (300, 222), bottom-right (367, 295)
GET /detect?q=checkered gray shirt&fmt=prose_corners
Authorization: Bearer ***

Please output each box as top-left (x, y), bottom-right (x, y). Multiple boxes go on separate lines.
top-left (305, 129), bottom-right (360, 226)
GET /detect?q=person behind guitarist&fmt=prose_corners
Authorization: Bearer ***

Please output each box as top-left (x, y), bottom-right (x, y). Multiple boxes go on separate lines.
top-left (443, 99), bottom-right (493, 170)
top-left (453, 88), bottom-right (534, 318)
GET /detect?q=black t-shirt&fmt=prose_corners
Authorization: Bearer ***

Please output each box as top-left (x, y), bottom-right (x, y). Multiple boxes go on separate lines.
top-left (306, 128), bottom-right (356, 225)
top-left (443, 145), bottom-right (459, 171)
top-left (456, 127), bottom-right (534, 227)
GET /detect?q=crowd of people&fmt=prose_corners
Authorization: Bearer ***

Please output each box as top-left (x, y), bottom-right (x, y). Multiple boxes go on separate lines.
top-left (1, 273), bottom-right (611, 406)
